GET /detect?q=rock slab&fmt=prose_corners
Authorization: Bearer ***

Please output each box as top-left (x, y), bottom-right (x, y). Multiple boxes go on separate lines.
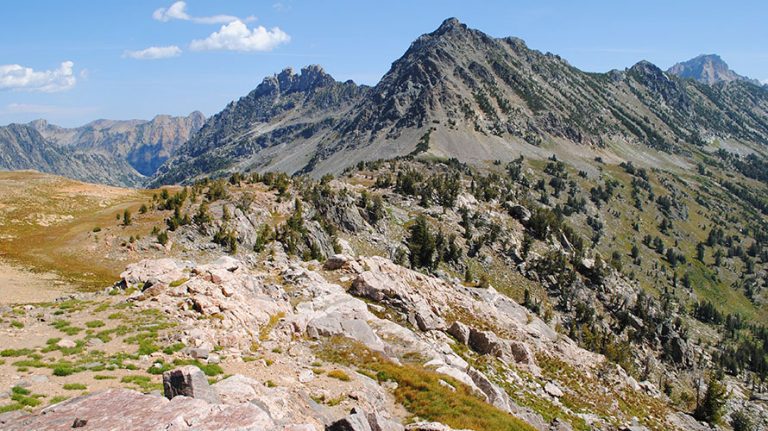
top-left (163, 365), bottom-right (220, 404)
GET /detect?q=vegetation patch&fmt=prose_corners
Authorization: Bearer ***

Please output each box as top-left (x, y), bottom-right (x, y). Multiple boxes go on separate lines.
top-left (317, 337), bottom-right (536, 431)
top-left (62, 383), bottom-right (87, 391)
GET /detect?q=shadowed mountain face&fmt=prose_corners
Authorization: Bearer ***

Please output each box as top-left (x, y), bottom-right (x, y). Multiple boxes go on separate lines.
top-left (0, 124), bottom-right (145, 187)
top-left (667, 54), bottom-right (759, 85)
top-left (151, 18), bottom-right (768, 186)
top-left (0, 112), bottom-right (205, 186)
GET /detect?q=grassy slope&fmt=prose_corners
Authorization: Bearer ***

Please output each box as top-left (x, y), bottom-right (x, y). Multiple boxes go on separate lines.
top-left (0, 171), bottom-right (164, 289)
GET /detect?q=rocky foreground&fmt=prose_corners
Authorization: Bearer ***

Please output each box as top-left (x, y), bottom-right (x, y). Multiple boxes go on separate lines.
top-left (0, 245), bottom-right (720, 430)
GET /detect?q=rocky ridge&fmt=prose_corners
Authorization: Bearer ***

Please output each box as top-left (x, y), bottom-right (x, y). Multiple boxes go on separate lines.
top-left (0, 123), bottom-right (145, 187)
top-left (152, 18), bottom-right (768, 184)
top-left (31, 112), bottom-right (205, 177)
top-left (0, 112), bottom-right (204, 187)
top-left (0, 248), bottom-right (687, 430)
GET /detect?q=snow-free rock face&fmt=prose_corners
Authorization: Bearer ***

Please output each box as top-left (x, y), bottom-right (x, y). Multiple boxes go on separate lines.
top-left (32, 112), bottom-right (206, 177)
top-left (667, 54), bottom-right (758, 85)
top-left (163, 365), bottom-right (220, 404)
top-left (118, 256), bottom-right (289, 351)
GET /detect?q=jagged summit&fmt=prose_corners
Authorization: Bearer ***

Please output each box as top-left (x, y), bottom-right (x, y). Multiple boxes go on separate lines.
top-left (627, 60), bottom-right (670, 81)
top-left (258, 65), bottom-right (338, 95)
top-left (667, 54), bottom-right (758, 85)
top-left (434, 17), bottom-right (467, 34)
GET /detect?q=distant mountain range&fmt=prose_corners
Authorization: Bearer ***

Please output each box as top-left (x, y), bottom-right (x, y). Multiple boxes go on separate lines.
top-left (667, 54), bottom-right (761, 85)
top-left (3, 18), bottom-right (767, 188)
top-left (151, 18), bottom-right (768, 185)
top-left (0, 112), bottom-right (204, 187)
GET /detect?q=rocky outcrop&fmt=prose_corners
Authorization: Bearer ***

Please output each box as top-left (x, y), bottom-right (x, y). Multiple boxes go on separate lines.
top-left (163, 365), bottom-right (220, 404)
top-left (117, 256), bottom-right (289, 351)
top-left (463, 327), bottom-right (537, 369)
top-left (350, 262), bottom-right (446, 332)
top-left (0, 388), bottom-right (274, 431)
top-left (505, 203), bottom-right (532, 222)
top-left (101, 251), bottom-right (666, 431)
top-left (326, 408), bottom-right (404, 431)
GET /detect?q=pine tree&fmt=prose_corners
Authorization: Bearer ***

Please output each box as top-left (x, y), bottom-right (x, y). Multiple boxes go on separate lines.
top-left (694, 373), bottom-right (728, 424)
top-left (731, 408), bottom-right (755, 431)
top-left (407, 215), bottom-right (435, 269)
top-left (193, 202), bottom-right (212, 228)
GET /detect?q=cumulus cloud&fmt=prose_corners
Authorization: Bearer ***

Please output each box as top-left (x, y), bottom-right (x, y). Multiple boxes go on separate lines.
top-left (124, 45), bottom-right (182, 60)
top-left (189, 20), bottom-right (290, 52)
top-left (0, 61), bottom-right (76, 92)
top-left (153, 1), bottom-right (253, 24)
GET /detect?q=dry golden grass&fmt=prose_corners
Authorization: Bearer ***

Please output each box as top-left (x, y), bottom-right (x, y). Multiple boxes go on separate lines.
top-left (0, 171), bottom-right (167, 290)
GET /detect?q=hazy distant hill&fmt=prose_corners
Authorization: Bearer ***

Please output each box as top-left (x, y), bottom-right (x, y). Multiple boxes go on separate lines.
top-left (0, 112), bottom-right (204, 186)
top-left (667, 54), bottom-right (760, 85)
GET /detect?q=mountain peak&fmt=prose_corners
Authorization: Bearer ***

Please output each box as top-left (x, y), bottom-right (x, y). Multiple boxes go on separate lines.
top-left (628, 60), bottom-right (667, 80)
top-left (28, 119), bottom-right (50, 131)
top-left (667, 54), bottom-right (755, 85)
top-left (436, 17), bottom-right (464, 32)
top-left (630, 59), bottom-right (661, 71)
top-left (257, 64), bottom-right (337, 96)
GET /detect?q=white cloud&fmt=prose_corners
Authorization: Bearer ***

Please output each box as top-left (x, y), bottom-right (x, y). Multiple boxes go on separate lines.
top-left (0, 61), bottom-right (76, 93)
top-left (762, 78), bottom-right (768, 85)
top-left (124, 45), bottom-right (182, 60)
top-left (152, 1), bottom-right (253, 24)
top-left (190, 20), bottom-right (290, 52)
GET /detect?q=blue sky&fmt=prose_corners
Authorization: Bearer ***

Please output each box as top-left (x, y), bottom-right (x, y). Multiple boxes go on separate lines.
top-left (1, 0), bottom-right (766, 127)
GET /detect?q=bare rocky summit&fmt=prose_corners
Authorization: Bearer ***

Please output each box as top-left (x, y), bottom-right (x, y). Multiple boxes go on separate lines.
top-left (667, 54), bottom-right (759, 85)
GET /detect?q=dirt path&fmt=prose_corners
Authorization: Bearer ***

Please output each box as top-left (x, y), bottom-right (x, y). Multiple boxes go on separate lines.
top-left (0, 260), bottom-right (73, 305)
